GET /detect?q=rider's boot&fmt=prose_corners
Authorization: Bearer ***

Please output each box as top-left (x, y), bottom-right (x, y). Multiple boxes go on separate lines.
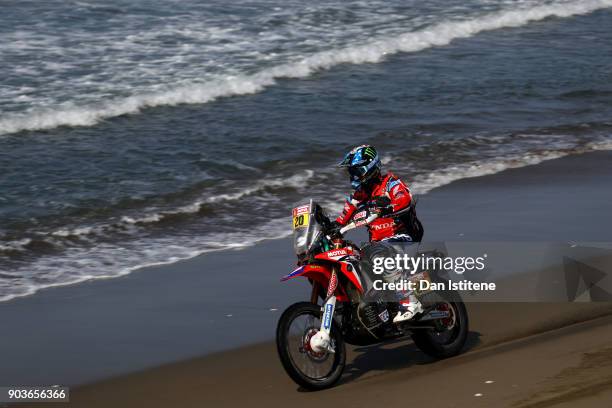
top-left (393, 293), bottom-right (423, 323)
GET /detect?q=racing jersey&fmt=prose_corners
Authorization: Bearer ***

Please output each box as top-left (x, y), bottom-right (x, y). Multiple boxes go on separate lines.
top-left (335, 172), bottom-right (413, 241)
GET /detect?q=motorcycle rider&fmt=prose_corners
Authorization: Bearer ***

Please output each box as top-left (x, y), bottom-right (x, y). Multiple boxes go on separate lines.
top-left (332, 144), bottom-right (424, 323)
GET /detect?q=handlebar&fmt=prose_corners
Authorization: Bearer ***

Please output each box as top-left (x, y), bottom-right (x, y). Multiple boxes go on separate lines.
top-left (338, 213), bottom-right (378, 235)
top-left (336, 202), bottom-right (415, 235)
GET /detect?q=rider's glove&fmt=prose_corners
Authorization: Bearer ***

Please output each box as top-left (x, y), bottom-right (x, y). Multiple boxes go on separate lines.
top-left (374, 197), bottom-right (393, 216)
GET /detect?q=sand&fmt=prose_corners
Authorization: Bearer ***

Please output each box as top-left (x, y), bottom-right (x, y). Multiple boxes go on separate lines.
top-left (36, 304), bottom-right (612, 408)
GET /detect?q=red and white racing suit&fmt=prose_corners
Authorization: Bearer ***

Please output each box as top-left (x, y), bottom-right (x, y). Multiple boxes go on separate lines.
top-left (335, 172), bottom-right (413, 241)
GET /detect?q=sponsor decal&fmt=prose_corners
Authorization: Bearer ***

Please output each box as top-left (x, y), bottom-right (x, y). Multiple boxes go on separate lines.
top-left (354, 210), bottom-right (367, 220)
top-left (326, 272), bottom-right (338, 297)
top-left (323, 303), bottom-right (333, 330)
top-left (292, 205), bottom-right (310, 217)
top-left (355, 219), bottom-right (368, 227)
top-left (326, 249), bottom-right (348, 257)
top-left (378, 309), bottom-right (389, 323)
top-left (371, 221), bottom-right (395, 230)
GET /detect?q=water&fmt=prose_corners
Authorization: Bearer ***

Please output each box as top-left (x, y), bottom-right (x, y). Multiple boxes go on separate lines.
top-left (1, 0), bottom-right (612, 301)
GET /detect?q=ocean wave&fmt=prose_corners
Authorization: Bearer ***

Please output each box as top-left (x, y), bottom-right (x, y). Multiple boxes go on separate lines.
top-left (107, 168), bottom-right (314, 227)
top-left (7, 169), bottom-right (315, 246)
top-left (2, 0), bottom-right (611, 136)
top-left (0, 238), bottom-right (33, 253)
top-left (0, 217), bottom-right (293, 303)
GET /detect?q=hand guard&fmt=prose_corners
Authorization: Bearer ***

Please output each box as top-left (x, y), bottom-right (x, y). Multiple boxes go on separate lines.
top-left (328, 220), bottom-right (342, 237)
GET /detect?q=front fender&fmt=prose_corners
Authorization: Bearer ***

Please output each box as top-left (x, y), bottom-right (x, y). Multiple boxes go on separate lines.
top-left (280, 264), bottom-right (350, 301)
top-left (280, 266), bottom-right (307, 281)
top-left (280, 264), bottom-right (331, 282)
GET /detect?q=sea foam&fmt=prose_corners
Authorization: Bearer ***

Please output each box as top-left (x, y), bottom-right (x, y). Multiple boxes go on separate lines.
top-left (1, 0), bottom-right (611, 136)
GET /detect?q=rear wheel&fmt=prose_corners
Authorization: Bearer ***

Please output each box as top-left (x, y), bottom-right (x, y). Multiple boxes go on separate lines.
top-left (412, 292), bottom-right (468, 358)
top-left (276, 302), bottom-right (346, 390)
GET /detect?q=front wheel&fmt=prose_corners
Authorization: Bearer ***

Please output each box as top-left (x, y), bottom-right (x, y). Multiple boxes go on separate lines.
top-left (411, 291), bottom-right (469, 358)
top-left (276, 302), bottom-right (346, 390)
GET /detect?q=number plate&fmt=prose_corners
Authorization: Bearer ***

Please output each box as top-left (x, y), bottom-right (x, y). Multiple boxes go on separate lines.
top-left (292, 205), bottom-right (310, 229)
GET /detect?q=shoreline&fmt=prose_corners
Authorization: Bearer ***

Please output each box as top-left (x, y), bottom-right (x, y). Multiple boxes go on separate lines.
top-left (2, 150), bottom-right (612, 388)
top-left (2, 141), bottom-right (612, 305)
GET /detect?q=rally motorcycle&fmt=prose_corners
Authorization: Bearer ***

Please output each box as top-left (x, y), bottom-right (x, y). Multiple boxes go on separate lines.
top-left (276, 199), bottom-right (468, 390)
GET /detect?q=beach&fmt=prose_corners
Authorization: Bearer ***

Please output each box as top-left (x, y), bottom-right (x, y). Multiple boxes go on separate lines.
top-left (2, 2), bottom-right (612, 406)
top-left (2, 150), bottom-right (607, 407)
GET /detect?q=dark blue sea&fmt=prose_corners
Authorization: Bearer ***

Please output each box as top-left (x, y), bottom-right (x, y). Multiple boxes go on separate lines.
top-left (1, 0), bottom-right (612, 301)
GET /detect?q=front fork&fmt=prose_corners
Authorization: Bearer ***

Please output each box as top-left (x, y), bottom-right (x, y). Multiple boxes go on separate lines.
top-left (310, 267), bottom-right (338, 353)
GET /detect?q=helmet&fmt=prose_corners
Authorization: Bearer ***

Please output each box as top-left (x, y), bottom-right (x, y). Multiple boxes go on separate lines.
top-left (338, 145), bottom-right (381, 190)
